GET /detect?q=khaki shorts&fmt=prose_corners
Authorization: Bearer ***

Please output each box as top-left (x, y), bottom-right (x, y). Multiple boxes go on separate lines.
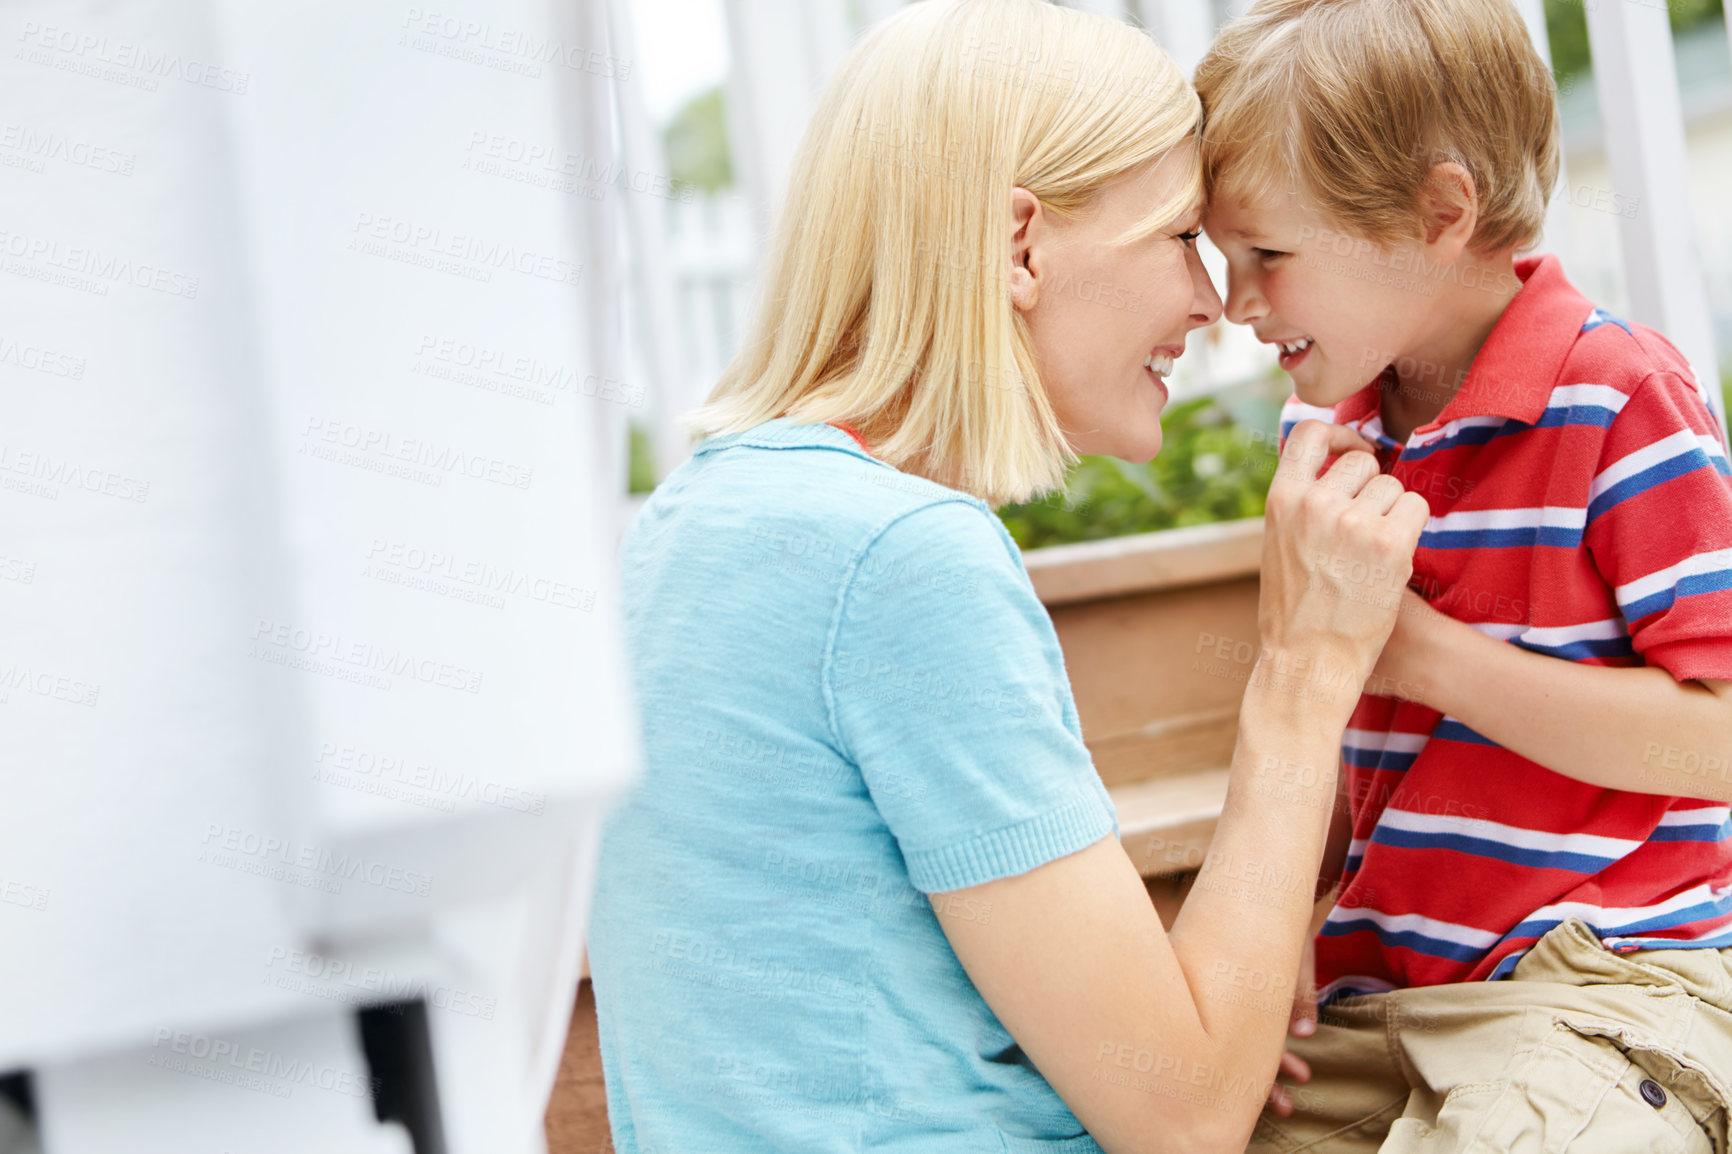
top-left (1248, 918), bottom-right (1732, 1153)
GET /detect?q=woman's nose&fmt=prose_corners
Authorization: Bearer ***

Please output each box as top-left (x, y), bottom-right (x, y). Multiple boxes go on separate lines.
top-left (1187, 245), bottom-right (1223, 329)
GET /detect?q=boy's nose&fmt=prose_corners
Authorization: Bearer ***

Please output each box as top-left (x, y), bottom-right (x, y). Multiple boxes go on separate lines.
top-left (1222, 269), bottom-right (1266, 327)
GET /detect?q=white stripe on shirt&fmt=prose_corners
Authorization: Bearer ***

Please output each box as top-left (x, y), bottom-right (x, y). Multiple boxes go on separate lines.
top-left (1616, 547), bottom-right (1732, 610)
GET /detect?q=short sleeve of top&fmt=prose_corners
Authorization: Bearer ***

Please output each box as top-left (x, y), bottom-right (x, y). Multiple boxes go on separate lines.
top-left (823, 499), bottom-right (1118, 895)
top-left (1583, 371), bottom-right (1732, 682)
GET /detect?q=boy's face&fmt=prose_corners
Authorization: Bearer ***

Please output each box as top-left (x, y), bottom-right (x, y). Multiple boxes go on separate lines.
top-left (1205, 186), bottom-right (1434, 408)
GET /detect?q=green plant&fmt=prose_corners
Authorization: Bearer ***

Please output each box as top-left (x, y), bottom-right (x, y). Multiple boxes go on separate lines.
top-left (996, 381), bottom-right (1287, 551)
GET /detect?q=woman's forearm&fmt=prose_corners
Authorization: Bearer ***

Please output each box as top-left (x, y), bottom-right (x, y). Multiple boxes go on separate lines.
top-left (932, 425), bottom-right (1430, 1154)
top-left (927, 666), bottom-right (1364, 1154)
top-left (1163, 656), bottom-right (1357, 1108)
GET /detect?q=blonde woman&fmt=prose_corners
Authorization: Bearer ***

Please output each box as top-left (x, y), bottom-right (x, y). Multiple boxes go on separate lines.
top-left (585, 2), bottom-right (1428, 1150)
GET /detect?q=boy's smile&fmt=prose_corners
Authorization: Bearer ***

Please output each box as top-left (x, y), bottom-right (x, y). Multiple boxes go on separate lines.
top-left (1271, 335), bottom-right (1313, 374)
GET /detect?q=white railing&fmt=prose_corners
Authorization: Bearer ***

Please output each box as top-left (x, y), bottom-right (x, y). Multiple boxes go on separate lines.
top-left (593, 0), bottom-right (1731, 501)
top-left (1585, 0), bottom-right (1719, 406)
top-left (661, 191), bottom-right (756, 424)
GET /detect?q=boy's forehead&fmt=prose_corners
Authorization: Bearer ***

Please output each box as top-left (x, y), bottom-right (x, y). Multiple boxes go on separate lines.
top-left (1206, 184), bottom-right (1308, 234)
top-left (1205, 192), bottom-right (1280, 231)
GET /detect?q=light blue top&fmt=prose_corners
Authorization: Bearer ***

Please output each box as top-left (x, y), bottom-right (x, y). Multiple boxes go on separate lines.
top-left (587, 417), bottom-right (1119, 1153)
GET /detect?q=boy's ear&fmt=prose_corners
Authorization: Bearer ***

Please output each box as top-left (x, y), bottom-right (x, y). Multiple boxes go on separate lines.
top-left (1009, 186), bottom-right (1041, 311)
top-left (1416, 162), bottom-right (1479, 261)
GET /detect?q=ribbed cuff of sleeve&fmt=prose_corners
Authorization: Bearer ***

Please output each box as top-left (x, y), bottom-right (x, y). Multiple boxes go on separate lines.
top-left (903, 792), bottom-right (1118, 894)
top-left (1640, 636), bottom-right (1732, 684)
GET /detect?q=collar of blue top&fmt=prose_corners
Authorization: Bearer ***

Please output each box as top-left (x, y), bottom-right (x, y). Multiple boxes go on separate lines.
top-left (1332, 253), bottom-right (1598, 436)
top-left (692, 416), bottom-right (891, 467)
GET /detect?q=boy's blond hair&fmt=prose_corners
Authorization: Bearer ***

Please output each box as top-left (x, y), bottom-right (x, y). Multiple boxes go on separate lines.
top-left (1194, 0), bottom-right (1559, 254)
top-left (683, 0), bottom-right (1200, 506)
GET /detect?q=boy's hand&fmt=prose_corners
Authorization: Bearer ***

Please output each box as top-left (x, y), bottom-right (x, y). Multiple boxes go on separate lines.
top-left (1265, 1047), bottom-right (1312, 1117)
top-left (1290, 932), bottom-right (1318, 1040)
top-left (1368, 588), bottom-right (1454, 702)
top-left (1266, 937), bottom-right (1318, 1118)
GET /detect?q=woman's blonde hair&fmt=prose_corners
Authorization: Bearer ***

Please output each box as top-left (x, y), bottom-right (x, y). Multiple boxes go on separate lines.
top-left (682, 0), bottom-right (1201, 505)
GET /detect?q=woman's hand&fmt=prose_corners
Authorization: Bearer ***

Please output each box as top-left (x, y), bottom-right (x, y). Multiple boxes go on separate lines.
top-left (1256, 421), bottom-right (1431, 722)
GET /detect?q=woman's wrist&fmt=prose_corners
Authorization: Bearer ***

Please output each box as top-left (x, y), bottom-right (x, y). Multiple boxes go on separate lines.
top-left (1223, 681), bottom-right (1345, 890)
top-left (1243, 643), bottom-right (1371, 728)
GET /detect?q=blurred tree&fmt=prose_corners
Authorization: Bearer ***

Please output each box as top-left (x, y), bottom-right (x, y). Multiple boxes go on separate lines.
top-left (629, 423), bottom-right (658, 493)
top-left (1545, 0), bottom-right (1590, 81)
top-left (1546, 0), bottom-right (1724, 86)
top-left (663, 86), bottom-right (733, 192)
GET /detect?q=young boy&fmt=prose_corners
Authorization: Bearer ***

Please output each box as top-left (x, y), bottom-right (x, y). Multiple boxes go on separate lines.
top-left (1196, 0), bottom-right (1732, 1148)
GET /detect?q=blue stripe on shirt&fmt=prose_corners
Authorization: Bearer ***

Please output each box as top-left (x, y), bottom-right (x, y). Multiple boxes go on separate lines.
top-left (1511, 635), bottom-right (1635, 661)
top-left (1420, 525), bottom-right (1585, 551)
top-left (1432, 719), bottom-right (1500, 747)
top-left (1623, 567), bottom-right (1732, 621)
top-left (1588, 449), bottom-right (1722, 523)
top-left (1318, 918), bottom-right (1488, 962)
top-left (1368, 826), bottom-right (1621, 873)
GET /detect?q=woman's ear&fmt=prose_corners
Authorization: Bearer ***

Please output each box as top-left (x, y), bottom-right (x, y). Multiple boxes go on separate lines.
top-left (1009, 186), bottom-right (1041, 311)
top-left (1416, 162), bottom-right (1478, 265)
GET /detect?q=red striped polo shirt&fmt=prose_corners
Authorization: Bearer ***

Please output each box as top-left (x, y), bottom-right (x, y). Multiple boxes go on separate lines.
top-left (1277, 254), bottom-right (1732, 997)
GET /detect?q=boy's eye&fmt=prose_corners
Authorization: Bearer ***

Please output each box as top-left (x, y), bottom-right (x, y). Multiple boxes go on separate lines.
top-left (1253, 247), bottom-right (1287, 261)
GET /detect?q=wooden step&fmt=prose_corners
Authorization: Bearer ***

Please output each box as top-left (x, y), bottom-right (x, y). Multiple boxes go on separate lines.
top-left (1111, 768), bottom-right (1229, 878)
top-left (1088, 706), bottom-right (1239, 791)
top-left (1028, 520), bottom-right (1258, 878)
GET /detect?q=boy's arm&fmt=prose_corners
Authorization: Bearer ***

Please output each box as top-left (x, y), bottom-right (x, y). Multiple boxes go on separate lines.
top-left (1375, 370), bottom-right (1732, 800)
top-left (1316, 764), bottom-right (1352, 898)
top-left (1373, 591), bottom-right (1732, 800)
